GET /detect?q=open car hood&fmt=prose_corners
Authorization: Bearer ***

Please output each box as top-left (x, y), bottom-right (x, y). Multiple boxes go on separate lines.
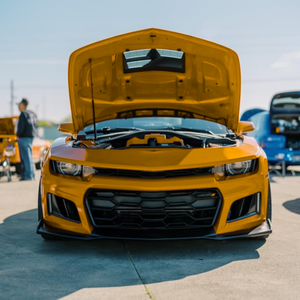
top-left (68, 28), bottom-right (241, 133)
top-left (0, 117), bottom-right (17, 138)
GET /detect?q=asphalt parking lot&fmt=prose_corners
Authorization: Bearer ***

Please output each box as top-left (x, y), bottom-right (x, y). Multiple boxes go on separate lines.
top-left (0, 170), bottom-right (300, 300)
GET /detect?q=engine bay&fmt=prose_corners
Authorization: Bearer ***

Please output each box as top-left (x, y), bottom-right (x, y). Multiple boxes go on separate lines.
top-left (271, 114), bottom-right (300, 150)
top-left (72, 130), bottom-right (238, 149)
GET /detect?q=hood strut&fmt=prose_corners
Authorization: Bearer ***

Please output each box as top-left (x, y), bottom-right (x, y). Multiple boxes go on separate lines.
top-left (89, 58), bottom-right (97, 140)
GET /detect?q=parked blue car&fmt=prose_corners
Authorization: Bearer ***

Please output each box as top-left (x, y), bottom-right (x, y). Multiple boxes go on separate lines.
top-left (242, 91), bottom-right (300, 166)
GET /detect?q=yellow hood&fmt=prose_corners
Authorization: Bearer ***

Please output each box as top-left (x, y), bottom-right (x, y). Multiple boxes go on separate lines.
top-left (68, 28), bottom-right (241, 133)
top-left (0, 117), bottom-right (17, 138)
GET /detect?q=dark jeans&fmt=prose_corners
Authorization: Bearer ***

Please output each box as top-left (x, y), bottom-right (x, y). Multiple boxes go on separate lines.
top-left (18, 137), bottom-right (35, 179)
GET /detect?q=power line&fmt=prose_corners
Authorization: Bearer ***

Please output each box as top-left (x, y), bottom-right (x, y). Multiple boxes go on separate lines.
top-left (10, 80), bottom-right (14, 115)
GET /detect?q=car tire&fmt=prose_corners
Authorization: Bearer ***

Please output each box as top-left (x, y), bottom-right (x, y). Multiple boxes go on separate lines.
top-left (266, 182), bottom-right (272, 222)
top-left (6, 169), bottom-right (11, 182)
top-left (38, 180), bottom-right (65, 241)
top-left (36, 149), bottom-right (48, 170)
top-left (4, 159), bottom-right (12, 182)
top-left (38, 180), bottom-right (43, 222)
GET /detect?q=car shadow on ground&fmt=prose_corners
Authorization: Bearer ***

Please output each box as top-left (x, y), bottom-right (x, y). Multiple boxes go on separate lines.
top-left (0, 209), bottom-right (266, 300)
top-left (283, 198), bottom-right (300, 215)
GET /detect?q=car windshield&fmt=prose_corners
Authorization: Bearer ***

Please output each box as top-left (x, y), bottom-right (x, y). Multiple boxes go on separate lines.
top-left (272, 96), bottom-right (300, 111)
top-left (84, 117), bottom-right (228, 135)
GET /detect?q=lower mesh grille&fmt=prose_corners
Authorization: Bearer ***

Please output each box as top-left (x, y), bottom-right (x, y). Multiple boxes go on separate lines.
top-left (85, 189), bottom-right (221, 230)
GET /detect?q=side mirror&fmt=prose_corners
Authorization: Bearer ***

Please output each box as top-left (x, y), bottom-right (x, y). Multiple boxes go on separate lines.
top-left (237, 121), bottom-right (255, 134)
top-left (58, 123), bottom-right (75, 135)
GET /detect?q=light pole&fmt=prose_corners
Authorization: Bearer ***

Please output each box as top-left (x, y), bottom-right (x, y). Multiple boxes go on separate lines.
top-left (10, 80), bottom-right (14, 115)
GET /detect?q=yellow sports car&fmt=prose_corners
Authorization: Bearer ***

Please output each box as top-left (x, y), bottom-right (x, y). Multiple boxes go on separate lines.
top-left (0, 117), bottom-right (51, 181)
top-left (37, 28), bottom-right (272, 240)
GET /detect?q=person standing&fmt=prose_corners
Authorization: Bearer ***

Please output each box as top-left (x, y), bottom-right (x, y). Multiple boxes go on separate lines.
top-left (16, 98), bottom-right (38, 181)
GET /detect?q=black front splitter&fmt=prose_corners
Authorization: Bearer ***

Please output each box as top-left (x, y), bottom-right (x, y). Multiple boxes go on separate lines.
top-left (36, 219), bottom-right (272, 241)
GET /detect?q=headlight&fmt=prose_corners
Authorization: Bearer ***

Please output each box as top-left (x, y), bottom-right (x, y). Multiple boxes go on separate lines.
top-left (40, 148), bottom-right (48, 165)
top-left (213, 159), bottom-right (255, 178)
top-left (82, 165), bottom-right (95, 177)
top-left (56, 161), bottom-right (82, 176)
top-left (225, 160), bottom-right (252, 175)
top-left (4, 144), bottom-right (16, 157)
top-left (53, 161), bottom-right (95, 177)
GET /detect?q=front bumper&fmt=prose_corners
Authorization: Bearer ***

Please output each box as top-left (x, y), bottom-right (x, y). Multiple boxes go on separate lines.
top-left (37, 218), bottom-right (272, 240)
top-left (39, 153), bottom-right (270, 240)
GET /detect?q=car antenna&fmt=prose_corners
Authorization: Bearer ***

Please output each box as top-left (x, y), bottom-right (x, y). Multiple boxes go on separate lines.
top-left (89, 58), bottom-right (97, 140)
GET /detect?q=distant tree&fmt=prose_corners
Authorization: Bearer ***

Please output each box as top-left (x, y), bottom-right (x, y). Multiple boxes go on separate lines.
top-left (61, 115), bottom-right (72, 123)
top-left (38, 120), bottom-right (55, 127)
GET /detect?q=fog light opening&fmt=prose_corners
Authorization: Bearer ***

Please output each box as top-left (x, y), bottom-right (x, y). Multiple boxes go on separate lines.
top-left (62, 198), bottom-right (70, 218)
top-left (227, 193), bottom-right (260, 222)
top-left (47, 193), bottom-right (80, 223)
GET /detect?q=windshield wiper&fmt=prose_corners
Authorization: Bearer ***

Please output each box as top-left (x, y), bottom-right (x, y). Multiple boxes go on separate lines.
top-left (161, 127), bottom-right (217, 135)
top-left (85, 127), bottom-right (143, 135)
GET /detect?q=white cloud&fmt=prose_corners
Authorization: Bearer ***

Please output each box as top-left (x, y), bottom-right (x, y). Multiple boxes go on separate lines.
top-left (0, 59), bottom-right (67, 65)
top-left (272, 52), bottom-right (300, 70)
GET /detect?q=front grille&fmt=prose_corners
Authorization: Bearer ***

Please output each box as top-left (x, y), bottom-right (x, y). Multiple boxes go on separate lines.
top-left (86, 189), bottom-right (221, 230)
top-left (94, 167), bottom-right (212, 179)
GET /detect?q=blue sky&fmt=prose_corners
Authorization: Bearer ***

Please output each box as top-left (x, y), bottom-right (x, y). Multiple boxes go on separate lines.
top-left (1, 0), bottom-right (300, 122)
